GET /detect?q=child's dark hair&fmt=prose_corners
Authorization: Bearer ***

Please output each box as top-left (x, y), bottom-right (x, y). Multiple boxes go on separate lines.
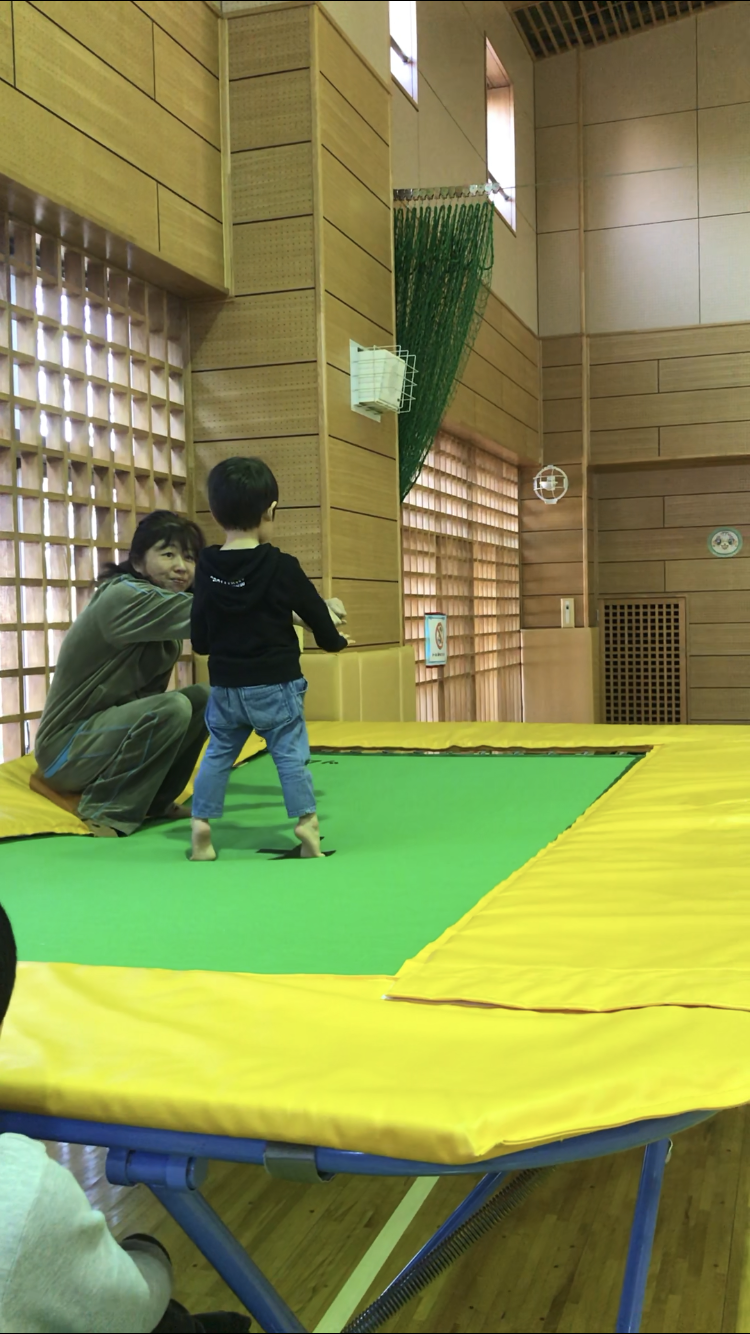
top-left (207, 458), bottom-right (279, 532)
top-left (99, 511), bottom-right (204, 584)
top-left (0, 902), bottom-right (17, 1026)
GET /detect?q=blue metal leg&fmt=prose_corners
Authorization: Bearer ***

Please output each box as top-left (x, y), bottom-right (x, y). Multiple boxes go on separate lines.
top-left (151, 1184), bottom-right (308, 1334)
top-left (616, 1138), bottom-right (671, 1334)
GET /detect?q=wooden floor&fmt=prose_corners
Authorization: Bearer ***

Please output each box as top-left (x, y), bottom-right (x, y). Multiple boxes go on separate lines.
top-left (48, 1106), bottom-right (750, 1332)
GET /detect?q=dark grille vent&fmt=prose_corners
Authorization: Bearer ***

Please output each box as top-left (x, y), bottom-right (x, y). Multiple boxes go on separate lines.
top-left (600, 598), bottom-right (687, 724)
top-left (507, 1), bottom-right (731, 61)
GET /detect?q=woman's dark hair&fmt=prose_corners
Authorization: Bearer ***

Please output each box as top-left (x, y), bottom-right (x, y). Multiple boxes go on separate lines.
top-left (207, 457), bottom-right (279, 531)
top-left (99, 511), bottom-right (205, 584)
top-left (0, 902), bottom-right (17, 1026)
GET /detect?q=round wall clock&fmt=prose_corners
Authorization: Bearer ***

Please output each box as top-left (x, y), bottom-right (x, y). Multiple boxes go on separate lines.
top-left (708, 528), bottom-right (743, 558)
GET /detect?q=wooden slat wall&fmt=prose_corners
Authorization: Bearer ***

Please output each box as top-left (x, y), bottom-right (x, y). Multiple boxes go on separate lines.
top-left (190, 4), bottom-right (322, 575)
top-left (315, 6), bottom-right (402, 649)
top-left (596, 463), bottom-right (750, 724)
top-left (0, 1), bottom-right (224, 292)
top-left (521, 335), bottom-right (588, 628)
top-left (589, 324), bottom-right (750, 466)
top-left (444, 291), bottom-right (542, 466)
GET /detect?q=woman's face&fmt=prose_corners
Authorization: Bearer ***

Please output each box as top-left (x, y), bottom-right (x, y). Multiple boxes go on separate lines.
top-left (134, 540), bottom-right (196, 592)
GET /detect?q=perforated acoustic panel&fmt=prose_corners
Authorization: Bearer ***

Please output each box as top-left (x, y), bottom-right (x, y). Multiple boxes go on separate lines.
top-left (600, 598), bottom-right (687, 725)
top-left (506, 1), bottom-right (731, 60)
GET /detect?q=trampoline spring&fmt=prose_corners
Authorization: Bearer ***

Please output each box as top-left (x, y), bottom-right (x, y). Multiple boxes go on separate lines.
top-left (342, 1166), bottom-right (554, 1334)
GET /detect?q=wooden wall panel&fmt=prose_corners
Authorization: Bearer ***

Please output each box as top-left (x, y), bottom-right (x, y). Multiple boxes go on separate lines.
top-left (322, 221), bottom-right (393, 332)
top-left (450, 291), bottom-right (541, 467)
top-left (193, 437), bottom-right (320, 512)
top-left (595, 461), bottom-right (750, 723)
top-left (232, 144), bottom-right (313, 224)
top-left (318, 78), bottom-right (391, 205)
top-left (331, 579), bottom-right (402, 647)
top-left (14, 3), bottom-right (221, 220)
top-left (30, 1), bottom-right (155, 95)
top-left (227, 5), bottom-right (309, 79)
top-left (327, 439), bottom-right (399, 521)
top-left (320, 149), bottom-right (392, 269)
top-left (233, 218), bottom-right (315, 296)
top-left (317, 15), bottom-right (390, 143)
top-left (329, 511), bottom-right (400, 582)
top-left (1, 1), bottom-right (224, 293)
top-left (229, 70), bottom-right (311, 151)
top-left (327, 366), bottom-right (397, 459)
top-left (191, 292), bottom-right (317, 371)
top-left (324, 293), bottom-right (392, 372)
top-left (192, 365), bottom-right (318, 442)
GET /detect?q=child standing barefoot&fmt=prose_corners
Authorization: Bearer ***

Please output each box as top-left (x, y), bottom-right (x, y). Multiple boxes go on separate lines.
top-left (189, 458), bottom-right (350, 862)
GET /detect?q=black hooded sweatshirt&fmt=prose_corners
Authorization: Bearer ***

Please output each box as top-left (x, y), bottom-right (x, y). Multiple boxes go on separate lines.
top-left (190, 544), bottom-right (348, 687)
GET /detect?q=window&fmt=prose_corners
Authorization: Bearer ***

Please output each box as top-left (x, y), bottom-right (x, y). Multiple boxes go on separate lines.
top-left (390, 0), bottom-right (417, 102)
top-left (486, 41), bottom-right (515, 231)
top-left (402, 432), bottom-right (521, 724)
top-left (0, 217), bottom-right (189, 763)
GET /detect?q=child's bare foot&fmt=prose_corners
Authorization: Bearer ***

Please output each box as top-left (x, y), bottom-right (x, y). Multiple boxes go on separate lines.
top-left (191, 818), bottom-right (217, 862)
top-left (164, 802), bottom-right (191, 821)
top-left (295, 813), bottom-right (325, 858)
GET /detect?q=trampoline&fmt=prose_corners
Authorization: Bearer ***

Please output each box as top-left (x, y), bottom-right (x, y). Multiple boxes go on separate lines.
top-left (2, 720), bottom-right (749, 1333)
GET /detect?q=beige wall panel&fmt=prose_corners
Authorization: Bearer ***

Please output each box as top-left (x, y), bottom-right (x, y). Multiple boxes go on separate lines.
top-left (320, 0), bottom-right (390, 84)
top-left (0, 1), bottom-right (11, 85)
top-left (327, 366), bottom-right (397, 458)
top-left (230, 70), bottom-right (311, 152)
top-left (418, 0), bottom-right (485, 153)
top-left (659, 353), bottom-right (750, 394)
top-left (330, 509), bottom-right (399, 581)
top-left (598, 562), bottom-right (666, 593)
top-left (503, 376), bottom-right (539, 430)
top-left (322, 221), bottom-right (393, 332)
top-left (596, 462), bottom-right (750, 499)
top-left (585, 221), bottom-right (699, 334)
top-left (492, 212), bottom-right (539, 337)
top-left (228, 6), bottom-right (309, 78)
top-left (414, 76), bottom-right (485, 194)
top-left (700, 215), bottom-right (750, 325)
top-left (591, 326), bottom-right (750, 364)
top-left (583, 21), bottom-right (696, 124)
top-left (319, 77), bottom-right (390, 205)
top-left (233, 217), bottom-right (315, 296)
top-left (193, 436), bottom-right (321, 510)
top-left (232, 145), bottom-right (313, 225)
top-left (666, 558), bottom-right (750, 592)
top-left (317, 13), bottom-right (389, 144)
top-left (535, 48), bottom-right (577, 128)
top-left (542, 365), bottom-right (582, 400)
top-left (190, 291), bottom-right (316, 370)
top-left (136, 0), bottom-right (219, 76)
top-left (522, 595), bottom-right (585, 629)
top-left (521, 530), bottom-right (584, 565)
top-left (472, 393), bottom-right (538, 460)
top-left (391, 83), bottom-right (419, 190)
top-left (473, 320), bottom-right (538, 396)
top-left (542, 431), bottom-right (583, 464)
top-left (31, 0), bottom-right (154, 95)
top-left (15, 2), bottom-right (221, 220)
top-left (158, 186), bottom-right (225, 290)
top-left (330, 578), bottom-right (401, 646)
top-left (590, 362), bottom-right (658, 398)
top-left (324, 293), bottom-right (392, 374)
top-left (520, 496), bottom-right (584, 532)
top-left (698, 103), bottom-right (750, 219)
top-left (461, 351), bottom-right (505, 412)
top-left (689, 590), bottom-right (750, 622)
top-left (535, 124), bottom-right (579, 235)
top-left (691, 654), bottom-right (750, 688)
top-left (0, 81), bottom-right (159, 253)
top-left (598, 497), bottom-right (664, 531)
top-left (543, 397), bottom-right (583, 434)
top-left (521, 628), bottom-right (598, 723)
top-left (599, 528), bottom-right (723, 562)
top-left (542, 336), bottom-right (582, 369)
top-left (485, 296), bottom-right (539, 367)
top-left (538, 231), bottom-right (580, 338)
top-left (690, 624), bottom-right (750, 655)
top-left (272, 506), bottom-right (323, 577)
top-left (584, 112), bottom-right (697, 231)
top-left (690, 688), bottom-right (750, 722)
top-left (327, 437), bottom-right (398, 521)
top-left (154, 25), bottom-right (220, 147)
top-left (697, 2), bottom-right (750, 109)
top-left (320, 150), bottom-right (392, 269)
top-left (665, 492), bottom-right (750, 528)
top-left (660, 421), bottom-right (750, 459)
top-left (522, 562), bottom-right (584, 596)
top-left (592, 387), bottom-right (750, 432)
top-left (192, 364), bottom-right (318, 442)
top-left (590, 428), bottom-right (660, 465)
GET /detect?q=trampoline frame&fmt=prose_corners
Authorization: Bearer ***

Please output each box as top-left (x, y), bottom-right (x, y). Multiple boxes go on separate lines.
top-left (0, 1108), bottom-right (712, 1334)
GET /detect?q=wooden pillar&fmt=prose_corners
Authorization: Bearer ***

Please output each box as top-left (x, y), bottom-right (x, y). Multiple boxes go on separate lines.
top-left (189, 1), bottom-right (414, 720)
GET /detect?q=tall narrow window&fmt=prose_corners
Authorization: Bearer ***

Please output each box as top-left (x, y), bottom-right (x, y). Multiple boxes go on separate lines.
top-left (486, 41), bottom-right (515, 232)
top-left (390, 1), bottom-right (417, 102)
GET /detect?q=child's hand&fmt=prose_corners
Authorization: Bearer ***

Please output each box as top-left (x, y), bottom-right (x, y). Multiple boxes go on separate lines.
top-left (342, 635), bottom-right (356, 646)
top-left (326, 598), bottom-right (347, 625)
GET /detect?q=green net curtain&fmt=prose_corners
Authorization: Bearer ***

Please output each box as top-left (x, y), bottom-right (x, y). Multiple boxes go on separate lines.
top-left (394, 198), bottom-right (494, 501)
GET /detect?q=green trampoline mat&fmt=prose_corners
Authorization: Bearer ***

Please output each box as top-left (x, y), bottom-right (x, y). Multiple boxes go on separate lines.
top-left (3, 752), bottom-right (636, 976)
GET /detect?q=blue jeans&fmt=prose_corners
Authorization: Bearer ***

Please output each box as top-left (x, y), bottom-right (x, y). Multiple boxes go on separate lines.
top-left (191, 679), bottom-right (315, 821)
